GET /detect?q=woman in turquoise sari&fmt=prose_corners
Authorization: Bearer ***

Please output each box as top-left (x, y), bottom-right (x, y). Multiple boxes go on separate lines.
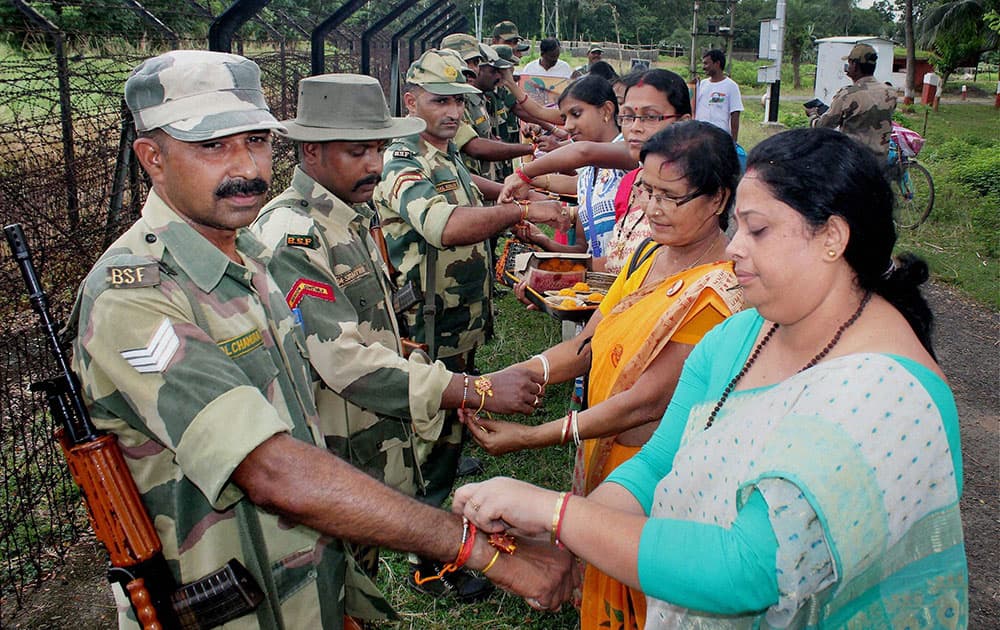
top-left (454, 128), bottom-right (967, 628)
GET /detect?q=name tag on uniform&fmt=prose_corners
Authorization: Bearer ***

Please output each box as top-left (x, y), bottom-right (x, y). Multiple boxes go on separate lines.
top-left (217, 329), bottom-right (264, 359)
top-left (435, 180), bottom-right (459, 193)
top-left (286, 234), bottom-right (316, 248)
top-left (334, 265), bottom-right (368, 287)
top-left (474, 116), bottom-right (487, 125)
top-left (107, 264), bottom-right (159, 288)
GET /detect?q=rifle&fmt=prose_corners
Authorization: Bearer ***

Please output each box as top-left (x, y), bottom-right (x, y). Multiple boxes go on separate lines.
top-left (5, 224), bottom-right (263, 630)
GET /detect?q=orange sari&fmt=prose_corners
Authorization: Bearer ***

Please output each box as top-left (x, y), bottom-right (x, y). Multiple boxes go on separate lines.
top-left (574, 255), bottom-right (743, 630)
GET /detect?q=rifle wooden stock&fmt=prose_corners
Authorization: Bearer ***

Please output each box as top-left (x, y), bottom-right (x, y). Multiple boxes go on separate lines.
top-left (6, 223), bottom-right (179, 630)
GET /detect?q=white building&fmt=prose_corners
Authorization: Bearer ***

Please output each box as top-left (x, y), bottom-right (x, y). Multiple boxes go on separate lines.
top-left (814, 36), bottom-right (896, 104)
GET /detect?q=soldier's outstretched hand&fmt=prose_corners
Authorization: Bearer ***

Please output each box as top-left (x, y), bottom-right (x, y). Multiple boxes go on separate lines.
top-left (480, 364), bottom-right (545, 415)
top-left (526, 199), bottom-right (572, 233)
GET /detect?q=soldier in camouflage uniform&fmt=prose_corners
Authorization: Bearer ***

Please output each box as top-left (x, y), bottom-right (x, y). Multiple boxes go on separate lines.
top-left (440, 35), bottom-right (533, 180)
top-left (250, 74), bottom-right (545, 583)
top-left (70, 50), bottom-right (573, 628)
top-left (809, 43), bottom-right (897, 158)
top-left (373, 49), bottom-right (571, 598)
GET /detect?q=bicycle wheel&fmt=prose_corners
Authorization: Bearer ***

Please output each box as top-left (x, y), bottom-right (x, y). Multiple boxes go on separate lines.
top-left (893, 161), bottom-right (934, 229)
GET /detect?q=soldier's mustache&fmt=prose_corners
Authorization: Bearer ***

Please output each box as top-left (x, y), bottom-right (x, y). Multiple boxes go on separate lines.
top-left (215, 178), bottom-right (269, 198)
top-left (352, 174), bottom-right (381, 191)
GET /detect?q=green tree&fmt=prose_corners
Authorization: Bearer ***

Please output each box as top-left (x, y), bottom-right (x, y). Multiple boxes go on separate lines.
top-left (918, 0), bottom-right (1000, 86)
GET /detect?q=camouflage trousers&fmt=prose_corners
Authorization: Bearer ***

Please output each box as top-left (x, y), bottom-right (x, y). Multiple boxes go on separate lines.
top-left (413, 350), bottom-right (475, 508)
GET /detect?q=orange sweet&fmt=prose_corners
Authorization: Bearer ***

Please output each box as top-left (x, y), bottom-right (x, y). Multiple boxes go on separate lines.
top-left (558, 288), bottom-right (576, 296)
top-left (560, 298), bottom-right (579, 309)
top-left (587, 292), bottom-right (604, 303)
top-left (572, 282), bottom-right (590, 292)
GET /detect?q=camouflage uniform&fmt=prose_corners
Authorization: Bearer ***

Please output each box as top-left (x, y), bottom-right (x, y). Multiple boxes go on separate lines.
top-left (71, 192), bottom-right (392, 629)
top-left (455, 92), bottom-right (496, 179)
top-left (372, 133), bottom-right (489, 506)
top-left (487, 87), bottom-right (519, 179)
top-left (812, 75), bottom-right (897, 158)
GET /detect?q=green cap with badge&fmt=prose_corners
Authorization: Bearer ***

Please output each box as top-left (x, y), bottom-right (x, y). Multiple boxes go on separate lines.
top-left (406, 50), bottom-right (481, 95)
top-left (440, 33), bottom-right (482, 61)
top-left (492, 20), bottom-right (521, 42)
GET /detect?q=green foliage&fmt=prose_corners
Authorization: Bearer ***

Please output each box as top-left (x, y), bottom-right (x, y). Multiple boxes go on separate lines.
top-left (948, 144), bottom-right (1000, 198)
top-left (778, 109), bottom-right (811, 128)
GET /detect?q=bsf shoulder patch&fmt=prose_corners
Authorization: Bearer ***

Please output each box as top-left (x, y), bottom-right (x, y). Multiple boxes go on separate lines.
top-left (107, 263), bottom-right (159, 289)
top-left (120, 318), bottom-right (179, 373)
top-left (217, 328), bottom-right (264, 359)
top-left (286, 234), bottom-right (317, 248)
top-left (393, 149), bottom-right (413, 159)
top-left (286, 278), bottom-right (336, 309)
top-left (435, 180), bottom-right (459, 193)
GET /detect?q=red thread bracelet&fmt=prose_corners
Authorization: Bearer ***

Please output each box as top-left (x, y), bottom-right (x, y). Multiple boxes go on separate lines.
top-left (514, 167), bottom-right (533, 185)
top-left (553, 492), bottom-right (572, 550)
top-left (516, 92), bottom-right (529, 105)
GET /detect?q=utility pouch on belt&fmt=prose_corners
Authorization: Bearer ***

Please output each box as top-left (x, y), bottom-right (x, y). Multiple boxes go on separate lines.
top-left (392, 280), bottom-right (422, 314)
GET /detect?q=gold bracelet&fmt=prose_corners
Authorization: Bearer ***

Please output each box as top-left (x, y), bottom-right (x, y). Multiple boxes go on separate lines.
top-left (549, 491), bottom-right (567, 546)
top-left (544, 174), bottom-right (551, 189)
top-left (481, 549), bottom-right (501, 574)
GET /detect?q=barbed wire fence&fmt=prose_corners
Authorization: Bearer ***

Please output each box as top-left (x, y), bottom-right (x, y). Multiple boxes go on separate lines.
top-left (0, 0), bottom-right (467, 608)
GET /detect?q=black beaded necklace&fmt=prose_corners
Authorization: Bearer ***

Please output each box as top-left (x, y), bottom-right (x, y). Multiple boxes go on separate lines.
top-left (704, 291), bottom-right (873, 430)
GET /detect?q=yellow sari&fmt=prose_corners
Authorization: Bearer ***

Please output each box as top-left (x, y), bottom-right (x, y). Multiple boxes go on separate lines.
top-left (574, 243), bottom-right (743, 630)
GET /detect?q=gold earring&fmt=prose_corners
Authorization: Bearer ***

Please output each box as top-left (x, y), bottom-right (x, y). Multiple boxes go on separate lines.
top-left (827, 250), bottom-right (837, 258)
top-left (603, 114), bottom-right (609, 123)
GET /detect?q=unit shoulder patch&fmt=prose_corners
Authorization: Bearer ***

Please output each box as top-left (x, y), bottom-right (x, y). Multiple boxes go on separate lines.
top-left (106, 263), bottom-right (160, 289)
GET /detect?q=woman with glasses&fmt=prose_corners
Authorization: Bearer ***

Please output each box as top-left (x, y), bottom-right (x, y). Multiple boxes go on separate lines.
top-left (459, 128), bottom-right (967, 629)
top-left (503, 70), bottom-right (694, 273)
top-left (465, 121), bottom-right (744, 630)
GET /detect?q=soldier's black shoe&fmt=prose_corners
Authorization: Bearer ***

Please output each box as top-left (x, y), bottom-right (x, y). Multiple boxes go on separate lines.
top-left (455, 455), bottom-right (484, 478)
top-left (407, 560), bottom-right (494, 602)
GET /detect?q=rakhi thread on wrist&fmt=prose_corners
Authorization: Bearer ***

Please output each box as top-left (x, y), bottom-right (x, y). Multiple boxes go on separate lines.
top-left (461, 373), bottom-right (470, 410)
top-left (516, 92), bottom-right (529, 105)
top-left (515, 167), bottom-right (533, 185)
top-left (513, 199), bottom-right (529, 222)
top-left (413, 517), bottom-right (477, 585)
top-left (474, 375), bottom-right (494, 417)
top-left (482, 532), bottom-right (517, 575)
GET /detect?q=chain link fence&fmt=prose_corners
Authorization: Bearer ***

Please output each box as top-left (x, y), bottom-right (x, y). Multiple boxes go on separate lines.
top-left (0, 0), bottom-right (460, 608)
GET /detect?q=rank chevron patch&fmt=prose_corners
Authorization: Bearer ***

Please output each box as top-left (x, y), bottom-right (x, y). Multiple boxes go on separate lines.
top-left (120, 318), bottom-right (180, 374)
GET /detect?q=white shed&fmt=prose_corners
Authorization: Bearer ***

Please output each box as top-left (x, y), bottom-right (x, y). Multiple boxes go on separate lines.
top-left (814, 36), bottom-right (896, 104)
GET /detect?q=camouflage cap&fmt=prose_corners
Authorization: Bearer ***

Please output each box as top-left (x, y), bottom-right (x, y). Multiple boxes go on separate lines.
top-left (406, 50), bottom-right (481, 96)
top-left (844, 43), bottom-right (878, 64)
top-left (492, 20), bottom-right (522, 43)
top-left (440, 33), bottom-right (482, 62)
top-left (479, 44), bottom-right (513, 69)
top-left (279, 74), bottom-right (425, 142)
top-left (125, 50), bottom-right (285, 141)
top-left (438, 49), bottom-right (477, 78)
top-left (588, 45), bottom-right (604, 54)
top-left (493, 44), bottom-right (520, 65)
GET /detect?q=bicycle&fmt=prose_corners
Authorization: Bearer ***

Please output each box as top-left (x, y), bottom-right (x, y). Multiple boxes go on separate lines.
top-left (888, 138), bottom-right (935, 229)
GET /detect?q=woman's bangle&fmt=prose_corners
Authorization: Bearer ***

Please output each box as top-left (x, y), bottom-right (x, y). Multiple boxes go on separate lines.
top-left (530, 353), bottom-right (550, 384)
top-left (461, 373), bottom-right (469, 410)
top-left (570, 410), bottom-right (581, 446)
top-left (551, 492), bottom-right (572, 549)
top-left (513, 199), bottom-right (529, 221)
top-left (559, 414), bottom-right (571, 445)
top-left (514, 167), bottom-right (533, 185)
top-left (481, 549), bottom-right (501, 574)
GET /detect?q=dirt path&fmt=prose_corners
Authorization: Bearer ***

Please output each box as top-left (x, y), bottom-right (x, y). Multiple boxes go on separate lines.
top-left (3, 281), bottom-right (997, 629)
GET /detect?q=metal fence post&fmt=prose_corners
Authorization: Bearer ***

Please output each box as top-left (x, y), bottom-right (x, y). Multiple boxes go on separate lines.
top-left (361, 0), bottom-right (418, 77)
top-left (409, 7), bottom-right (453, 64)
top-left (121, 0), bottom-right (180, 49)
top-left (11, 0), bottom-right (79, 229)
top-left (424, 15), bottom-right (466, 54)
top-left (390, 0), bottom-right (448, 115)
top-left (311, 0), bottom-right (369, 76)
top-left (209, 0), bottom-right (271, 52)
